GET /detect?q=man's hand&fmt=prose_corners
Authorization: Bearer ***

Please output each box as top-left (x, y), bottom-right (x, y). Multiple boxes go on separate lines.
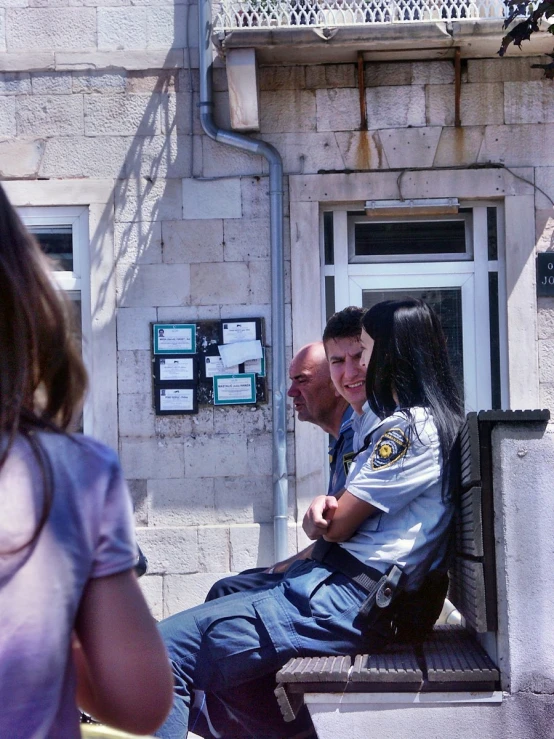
top-left (303, 495), bottom-right (339, 540)
top-left (265, 543), bottom-right (316, 574)
top-left (267, 560), bottom-right (290, 575)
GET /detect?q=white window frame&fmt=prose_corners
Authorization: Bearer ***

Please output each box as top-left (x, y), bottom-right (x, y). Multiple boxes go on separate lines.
top-left (19, 206), bottom-right (93, 432)
top-left (5, 181), bottom-right (118, 449)
top-left (347, 210), bottom-right (475, 263)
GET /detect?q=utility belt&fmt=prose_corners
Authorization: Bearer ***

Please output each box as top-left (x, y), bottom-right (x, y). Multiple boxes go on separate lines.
top-left (311, 539), bottom-right (404, 619)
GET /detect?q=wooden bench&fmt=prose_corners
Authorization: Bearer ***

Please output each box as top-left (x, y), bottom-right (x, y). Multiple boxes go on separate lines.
top-left (274, 409), bottom-right (550, 725)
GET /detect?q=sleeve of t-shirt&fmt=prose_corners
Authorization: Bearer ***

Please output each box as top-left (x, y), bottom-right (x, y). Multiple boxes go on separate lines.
top-left (345, 414), bottom-right (441, 516)
top-left (90, 457), bottom-right (137, 579)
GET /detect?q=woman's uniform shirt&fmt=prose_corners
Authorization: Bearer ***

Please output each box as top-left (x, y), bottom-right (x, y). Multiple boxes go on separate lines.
top-left (340, 407), bottom-right (452, 592)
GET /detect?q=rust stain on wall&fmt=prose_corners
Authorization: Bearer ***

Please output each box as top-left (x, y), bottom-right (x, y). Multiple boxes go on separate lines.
top-left (373, 133), bottom-right (384, 169)
top-left (353, 130), bottom-right (375, 170)
top-left (451, 126), bottom-right (467, 165)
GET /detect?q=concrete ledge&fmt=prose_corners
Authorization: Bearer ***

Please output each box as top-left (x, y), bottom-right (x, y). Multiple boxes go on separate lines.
top-left (305, 691), bottom-right (503, 705)
top-left (305, 692), bottom-right (554, 739)
top-left (216, 22), bottom-right (554, 64)
top-left (0, 49), bottom-right (217, 73)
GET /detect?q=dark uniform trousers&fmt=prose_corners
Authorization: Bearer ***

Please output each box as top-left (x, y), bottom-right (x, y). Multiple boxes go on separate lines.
top-left (158, 561), bottom-right (448, 738)
top-left (156, 558), bottom-right (375, 739)
top-left (202, 409), bottom-right (355, 604)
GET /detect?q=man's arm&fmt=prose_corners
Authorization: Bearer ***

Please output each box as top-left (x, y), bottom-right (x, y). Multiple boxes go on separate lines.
top-left (268, 543), bottom-right (316, 573)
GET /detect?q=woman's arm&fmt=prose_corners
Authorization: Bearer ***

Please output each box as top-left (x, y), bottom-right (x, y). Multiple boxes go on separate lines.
top-left (74, 569), bottom-right (174, 736)
top-left (323, 491), bottom-right (378, 542)
top-left (303, 492), bottom-right (378, 542)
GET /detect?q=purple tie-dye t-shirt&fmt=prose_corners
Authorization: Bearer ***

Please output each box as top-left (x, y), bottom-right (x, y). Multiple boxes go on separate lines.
top-left (0, 432), bottom-right (136, 738)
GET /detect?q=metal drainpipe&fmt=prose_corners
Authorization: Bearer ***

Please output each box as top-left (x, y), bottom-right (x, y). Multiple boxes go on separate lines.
top-left (198, 0), bottom-right (289, 563)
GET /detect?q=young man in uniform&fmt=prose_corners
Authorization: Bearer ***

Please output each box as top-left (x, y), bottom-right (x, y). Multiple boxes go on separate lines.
top-left (322, 305), bottom-right (377, 451)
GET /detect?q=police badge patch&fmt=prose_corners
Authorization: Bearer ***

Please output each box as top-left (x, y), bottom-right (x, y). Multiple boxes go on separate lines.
top-left (370, 428), bottom-right (409, 470)
top-left (342, 450), bottom-right (356, 477)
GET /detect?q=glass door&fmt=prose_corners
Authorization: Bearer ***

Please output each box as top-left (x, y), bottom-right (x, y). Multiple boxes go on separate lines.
top-left (323, 203), bottom-right (507, 413)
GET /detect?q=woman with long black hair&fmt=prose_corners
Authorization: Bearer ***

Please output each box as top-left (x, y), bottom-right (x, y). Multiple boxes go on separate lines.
top-left (156, 298), bottom-right (464, 739)
top-left (304, 298), bottom-right (464, 602)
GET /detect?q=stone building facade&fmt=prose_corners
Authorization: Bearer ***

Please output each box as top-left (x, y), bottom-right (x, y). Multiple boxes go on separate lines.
top-left (0, 3), bottom-right (552, 620)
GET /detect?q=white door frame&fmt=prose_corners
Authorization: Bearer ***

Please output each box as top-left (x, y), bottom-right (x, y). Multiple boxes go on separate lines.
top-left (289, 169), bottom-right (538, 529)
top-left (348, 270), bottom-right (484, 413)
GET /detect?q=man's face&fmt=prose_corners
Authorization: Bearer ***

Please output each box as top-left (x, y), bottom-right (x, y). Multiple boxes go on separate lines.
top-left (325, 335), bottom-right (367, 414)
top-left (287, 347), bottom-right (337, 426)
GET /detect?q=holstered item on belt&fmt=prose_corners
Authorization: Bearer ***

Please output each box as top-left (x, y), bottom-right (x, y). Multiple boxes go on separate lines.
top-left (311, 540), bottom-right (404, 621)
top-left (357, 565), bottom-right (403, 617)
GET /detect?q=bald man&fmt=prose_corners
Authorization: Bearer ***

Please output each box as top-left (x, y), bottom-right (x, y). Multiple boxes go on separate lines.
top-left (204, 342), bottom-right (354, 603)
top-left (289, 342), bottom-right (347, 431)
top-left (288, 342), bottom-right (354, 497)
top-left (187, 343), bottom-right (356, 739)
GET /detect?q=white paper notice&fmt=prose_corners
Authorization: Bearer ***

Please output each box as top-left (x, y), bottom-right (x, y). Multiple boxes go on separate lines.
top-left (160, 388), bottom-right (194, 411)
top-left (244, 357), bottom-right (262, 374)
top-left (214, 375), bottom-right (255, 403)
top-left (218, 339), bottom-right (262, 367)
top-left (204, 355), bottom-right (239, 378)
top-left (157, 326), bottom-right (193, 353)
top-left (159, 357), bottom-right (194, 381)
top-left (222, 321), bottom-right (257, 344)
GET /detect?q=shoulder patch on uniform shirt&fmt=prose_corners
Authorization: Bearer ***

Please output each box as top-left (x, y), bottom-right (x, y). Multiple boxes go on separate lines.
top-left (342, 450), bottom-right (356, 477)
top-left (370, 427), bottom-right (409, 470)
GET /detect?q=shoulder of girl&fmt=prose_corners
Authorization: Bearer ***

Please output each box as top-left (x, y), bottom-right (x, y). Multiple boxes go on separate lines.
top-left (71, 433), bottom-right (121, 469)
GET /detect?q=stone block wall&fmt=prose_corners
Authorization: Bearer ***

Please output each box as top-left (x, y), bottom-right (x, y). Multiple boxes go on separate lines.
top-left (0, 4), bottom-right (552, 615)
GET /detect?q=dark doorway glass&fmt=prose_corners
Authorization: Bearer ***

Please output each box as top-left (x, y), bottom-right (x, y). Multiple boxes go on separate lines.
top-left (354, 220), bottom-right (467, 258)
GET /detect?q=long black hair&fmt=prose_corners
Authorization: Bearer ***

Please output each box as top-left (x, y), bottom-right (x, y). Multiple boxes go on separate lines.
top-left (363, 299), bottom-right (464, 493)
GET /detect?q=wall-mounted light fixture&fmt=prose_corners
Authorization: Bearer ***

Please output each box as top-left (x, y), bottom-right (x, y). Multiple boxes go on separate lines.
top-left (365, 198), bottom-right (459, 217)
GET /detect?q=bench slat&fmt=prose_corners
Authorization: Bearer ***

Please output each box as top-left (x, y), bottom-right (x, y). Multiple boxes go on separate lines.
top-left (455, 485), bottom-right (484, 558)
top-left (477, 409), bottom-right (550, 423)
top-left (459, 413), bottom-right (480, 489)
top-left (449, 558), bottom-right (488, 633)
top-left (351, 649), bottom-right (422, 683)
top-left (276, 655), bottom-right (351, 683)
top-left (424, 626), bottom-right (499, 683)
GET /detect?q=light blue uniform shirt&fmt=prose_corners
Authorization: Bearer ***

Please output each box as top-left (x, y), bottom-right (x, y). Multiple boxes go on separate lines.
top-left (328, 406), bottom-right (355, 496)
top-left (352, 401), bottom-right (380, 452)
top-left (340, 406), bottom-right (452, 591)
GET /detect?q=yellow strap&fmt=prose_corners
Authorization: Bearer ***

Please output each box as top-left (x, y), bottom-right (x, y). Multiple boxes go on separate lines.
top-left (81, 725), bottom-right (154, 739)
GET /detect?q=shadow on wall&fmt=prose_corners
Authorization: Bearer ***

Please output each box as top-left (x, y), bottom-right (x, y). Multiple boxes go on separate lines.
top-left (89, 0), bottom-right (202, 316)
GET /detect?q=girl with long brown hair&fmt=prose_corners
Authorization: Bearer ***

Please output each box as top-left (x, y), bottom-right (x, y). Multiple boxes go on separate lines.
top-left (0, 184), bottom-right (172, 738)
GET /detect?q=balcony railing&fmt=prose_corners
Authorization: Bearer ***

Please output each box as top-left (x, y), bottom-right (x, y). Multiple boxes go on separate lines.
top-left (213, 0), bottom-right (506, 31)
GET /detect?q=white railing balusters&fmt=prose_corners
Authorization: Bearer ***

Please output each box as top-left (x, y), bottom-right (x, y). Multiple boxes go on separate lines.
top-left (213, 0), bottom-right (507, 31)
